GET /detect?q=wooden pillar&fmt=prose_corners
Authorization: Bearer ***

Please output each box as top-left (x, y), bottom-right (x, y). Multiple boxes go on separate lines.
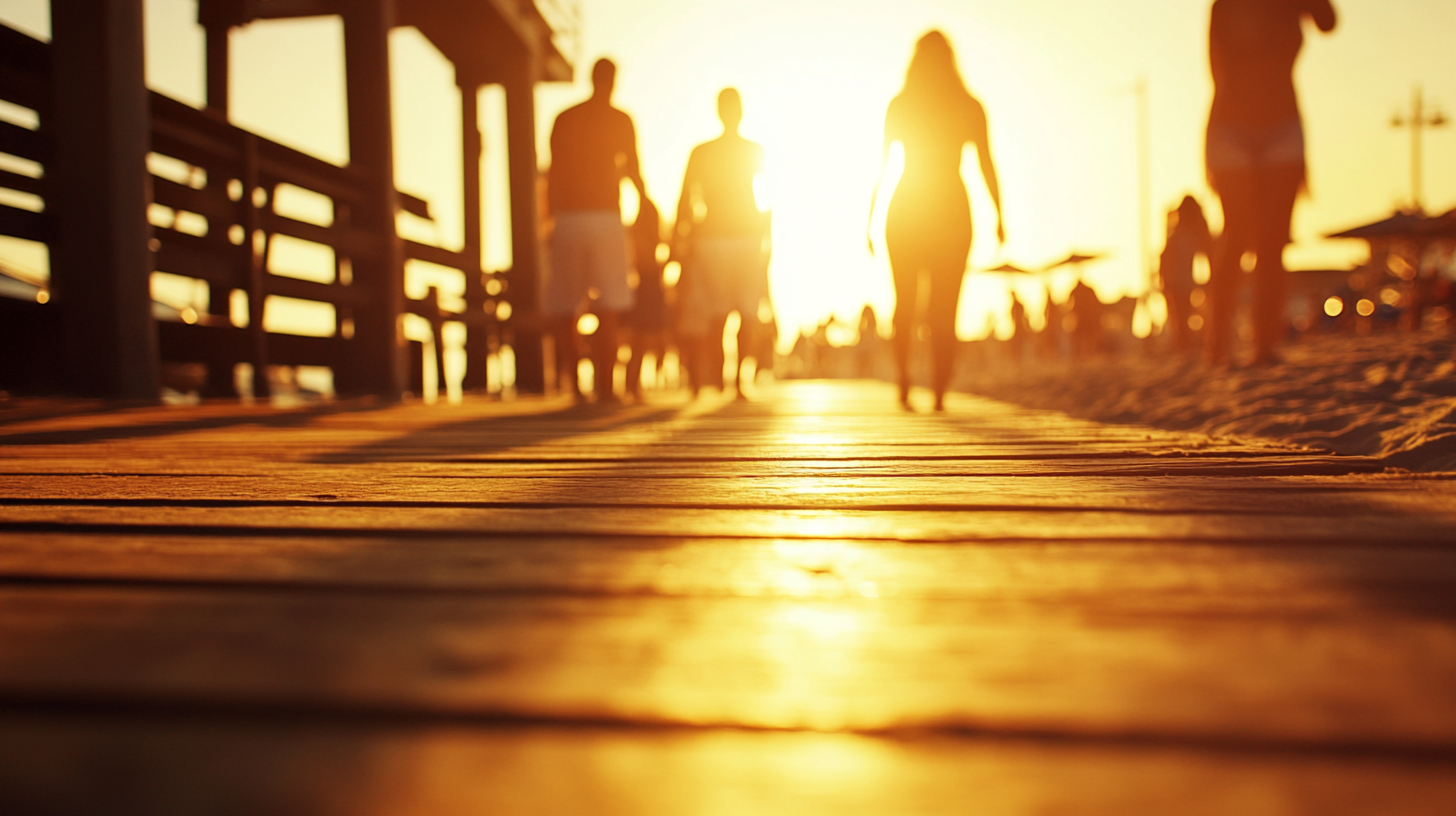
top-left (197, 0), bottom-right (243, 112)
top-left (459, 77), bottom-right (491, 392)
top-left (201, 13), bottom-right (235, 395)
top-left (504, 59), bottom-right (545, 393)
top-left (50, 0), bottom-right (159, 400)
top-left (204, 25), bottom-right (229, 113)
top-left (338, 0), bottom-right (406, 399)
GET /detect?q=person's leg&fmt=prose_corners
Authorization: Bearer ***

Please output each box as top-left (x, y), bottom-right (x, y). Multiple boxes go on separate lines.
top-left (927, 263), bottom-right (965, 411)
top-left (592, 310), bottom-right (621, 403)
top-left (734, 314), bottom-right (758, 398)
top-left (1251, 166), bottom-right (1302, 364)
top-left (706, 313), bottom-right (727, 392)
top-left (888, 261), bottom-right (918, 407)
top-left (548, 316), bottom-right (584, 400)
top-left (678, 332), bottom-right (703, 396)
top-left (1207, 169), bottom-right (1255, 366)
top-left (625, 327), bottom-right (644, 398)
top-left (1164, 291), bottom-right (1186, 352)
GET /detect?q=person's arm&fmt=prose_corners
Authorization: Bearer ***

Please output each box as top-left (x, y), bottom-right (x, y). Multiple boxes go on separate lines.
top-left (969, 100), bottom-right (1005, 245)
top-left (621, 116), bottom-right (647, 199)
top-left (754, 145), bottom-right (772, 259)
top-left (1304, 0), bottom-right (1336, 32)
top-left (867, 109), bottom-right (895, 254)
top-left (672, 150), bottom-right (699, 262)
top-left (546, 118), bottom-right (562, 217)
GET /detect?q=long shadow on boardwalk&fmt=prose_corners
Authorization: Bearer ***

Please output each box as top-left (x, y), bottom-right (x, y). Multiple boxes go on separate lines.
top-left (311, 403), bottom-right (695, 464)
top-left (0, 400), bottom-right (385, 447)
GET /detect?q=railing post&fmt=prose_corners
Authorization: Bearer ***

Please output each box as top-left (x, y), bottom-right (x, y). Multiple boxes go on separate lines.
top-left (199, 6), bottom-right (237, 388)
top-left (49, 0), bottom-right (159, 400)
top-left (504, 59), bottom-right (545, 394)
top-left (243, 133), bottom-right (271, 398)
top-left (459, 76), bottom-right (491, 393)
top-left (338, 0), bottom-right (405, 399)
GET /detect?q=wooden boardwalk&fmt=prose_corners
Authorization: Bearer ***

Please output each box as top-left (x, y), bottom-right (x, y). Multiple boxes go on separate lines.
top-left (2, 380), bottom-right (1455, 815)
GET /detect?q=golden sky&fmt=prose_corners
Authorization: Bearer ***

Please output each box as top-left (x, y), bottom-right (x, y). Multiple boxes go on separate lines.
top-left (2, 0), bottom-right (1453, 343)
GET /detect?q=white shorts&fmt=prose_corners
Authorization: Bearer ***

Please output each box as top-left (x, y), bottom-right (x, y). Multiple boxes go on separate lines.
top-left (542, 210), bottom-right (633, 317)
top-left (678, 236), bottom-right (769, 334)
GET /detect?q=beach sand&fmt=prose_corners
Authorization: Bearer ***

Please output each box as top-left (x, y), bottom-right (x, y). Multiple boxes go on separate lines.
top-left (959, 330), bottom-right (1456, 472)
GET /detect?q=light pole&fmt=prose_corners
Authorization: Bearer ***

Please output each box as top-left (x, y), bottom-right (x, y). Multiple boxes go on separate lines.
top-left (1391, 84), bottom-right (1447, 213)
top-left (1136, 76), bottom-right (1152, 295)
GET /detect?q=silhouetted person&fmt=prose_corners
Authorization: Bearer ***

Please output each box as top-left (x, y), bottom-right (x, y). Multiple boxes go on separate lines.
top-left (1069, 278), bottom-right (1103, 359)
top-left (1039, 294), bottom-right (1063, 361)
top-left (674, 87), bottom-right (772, 399)
top-left (545, 58), bottom-right (646, 403)
top-left (625, 197), bottom-right (669, 400)
top-left (1159, 195), bottom-right (1213, 354)
top-left (1008, 293), bottom-right (1028, 364)
top-left (1205, 0), bottom-right (1336, 366)
top-left (856, 304), bottom-right (884, 376)
top-left (870, 31), bottom-right (1004, 411)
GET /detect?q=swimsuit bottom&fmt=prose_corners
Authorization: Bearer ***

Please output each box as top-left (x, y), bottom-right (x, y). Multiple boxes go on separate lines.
top-left (1206, 117), bottom-right (1304, 173)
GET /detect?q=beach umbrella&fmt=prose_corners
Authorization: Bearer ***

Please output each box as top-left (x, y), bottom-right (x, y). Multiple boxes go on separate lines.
top-left (983, 262), bottom-right (1039, 275)
top-left (1325, 210), bottom-right (1429, 240)
top-left (1040, 251), bottom-right (1106, 272)
top-left (1417, 208), bottom-right (1456, 239)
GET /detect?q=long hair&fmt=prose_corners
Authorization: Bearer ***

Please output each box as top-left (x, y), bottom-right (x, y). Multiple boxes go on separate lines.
top-left (900, 31), bottom-right (972, 106)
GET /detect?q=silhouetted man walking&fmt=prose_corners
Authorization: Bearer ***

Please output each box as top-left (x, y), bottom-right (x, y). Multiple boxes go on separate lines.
top-left (545, 58), bottom-right (646, 403)
top-left (674, 88), bottom-right (772, 399)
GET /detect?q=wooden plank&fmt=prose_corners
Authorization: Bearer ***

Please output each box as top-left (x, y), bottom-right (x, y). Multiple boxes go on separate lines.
top-left (0, 63), bottom-right (51, 113)
top-left (4, 473), bottom-right (1456, 516)
top-left (155, 233), bottom-right (245, 287)
top-left (0, 202), bottom-right (52, 242)
top-left (266, 333), bottom-right (349, 367)
top-left (3, 533), bottom-right (1453, 615)
top-left (3, 714), bottom-right (1451, 816)
top-left (403, 239), bottom-right (471, 272)
top-left (0, 166), bottom-right (44, 196)
top-left (5, 503), bottom-right (1456, 545)
top-left (264, 273), bottom-right (370, 307)
top-left (156, 322), bottom-right (249, 364)
top-left (0, 585), bottom-right (1452, 747)
top-left (0, 23), bottom-right (50, 76)
top-left (151, 175), bottom-right (243, 225)
top-left (0, 118), bottom-right (48, 161)
top-left (259, 210), bottom-right (383, 259)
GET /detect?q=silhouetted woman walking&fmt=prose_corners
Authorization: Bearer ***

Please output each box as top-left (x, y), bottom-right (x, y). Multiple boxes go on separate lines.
top-left (870, 30), bottom-right (1004, 411)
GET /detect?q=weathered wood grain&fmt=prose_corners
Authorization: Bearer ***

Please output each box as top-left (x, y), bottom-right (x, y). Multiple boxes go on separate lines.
top-left (1, 380), bottom-right (1453, 813)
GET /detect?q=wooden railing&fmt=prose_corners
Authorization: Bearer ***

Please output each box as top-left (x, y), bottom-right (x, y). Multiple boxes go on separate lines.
top-left (0, 24), bottom-right (53, 252)
top-left (1, 21), bottom-right (510, 398)
top-left (148, 91), bottom-right (379, 396)
top-left (152, 93), bottom-right (506, 397)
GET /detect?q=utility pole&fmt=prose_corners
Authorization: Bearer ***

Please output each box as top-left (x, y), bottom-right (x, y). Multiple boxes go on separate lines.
top-left (1135, 76), bottom-right (1152, 294)
top-left (1391, 84), bottom-right (1447, 212)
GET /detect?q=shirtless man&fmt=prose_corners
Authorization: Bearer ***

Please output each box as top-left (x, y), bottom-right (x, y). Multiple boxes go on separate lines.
top-left (674, 88), bottom-right (772, 399)
top-left (545, 58), bottom-right (646, 403)
top-left (1204, 0), bottom-right (1336, 366)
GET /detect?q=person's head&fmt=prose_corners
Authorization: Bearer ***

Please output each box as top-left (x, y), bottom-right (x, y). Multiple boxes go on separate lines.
top-left (591, 58), bottom-right (617, 100)
top-left (1177, 195), bottom-right (1207, 233)
top-left (902, 30), bottom-right (970, 102)
top-left (717, 87), bottom-right (742, 134)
